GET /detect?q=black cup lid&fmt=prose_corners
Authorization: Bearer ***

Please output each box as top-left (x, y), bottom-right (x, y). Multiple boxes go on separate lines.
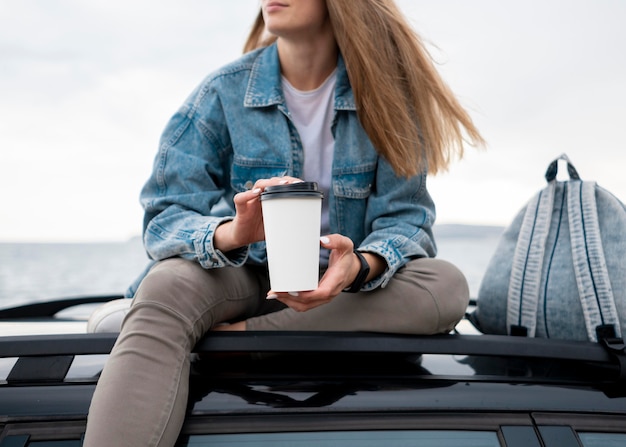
top-left (264, 182), bottom-right (318, 194)
top-left (261, 181), bottom-right (323, 200)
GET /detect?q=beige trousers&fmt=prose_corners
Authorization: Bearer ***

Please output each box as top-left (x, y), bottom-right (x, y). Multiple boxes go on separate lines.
top-left (83, 257), bottom-right (468, 447)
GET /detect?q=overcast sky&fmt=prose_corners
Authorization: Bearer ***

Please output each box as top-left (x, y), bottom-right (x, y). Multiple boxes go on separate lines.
top-left (2, 0), bottom-right (625, 242)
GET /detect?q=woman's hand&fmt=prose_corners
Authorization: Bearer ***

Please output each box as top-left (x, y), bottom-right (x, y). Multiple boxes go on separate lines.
top-left (268, 234), bottom-right (362, 311)
top-left (214, 176), bottom-right (303, 252)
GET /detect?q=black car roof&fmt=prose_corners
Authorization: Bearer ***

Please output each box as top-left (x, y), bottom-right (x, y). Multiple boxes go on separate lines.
top-left (1, 296), bottom-right (626, 422)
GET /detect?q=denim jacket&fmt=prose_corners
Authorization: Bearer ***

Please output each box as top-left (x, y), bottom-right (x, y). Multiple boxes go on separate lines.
top-left (130, 43), bottom-right (436, 296)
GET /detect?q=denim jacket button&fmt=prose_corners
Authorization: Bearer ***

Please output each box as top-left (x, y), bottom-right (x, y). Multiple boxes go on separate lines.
top-left (244, 180), bottom-right (254, 190)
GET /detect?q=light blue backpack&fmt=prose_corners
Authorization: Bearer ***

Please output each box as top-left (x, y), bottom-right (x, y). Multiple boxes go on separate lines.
top-left (471, 154), bottom-right (626, 342)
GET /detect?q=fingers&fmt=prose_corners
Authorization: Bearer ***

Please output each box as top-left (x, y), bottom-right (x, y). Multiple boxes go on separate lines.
top-left (234, 176), bottom-right (304, 206)
top-left (233, 187), bottom-right (262, 206)
top-left (236, 188), bottom-right (261, 205)
top-left (267, 290), bottom-right (330, 312)
top-left (234, 176), bottom-right (303, 207)
top-left (319, 234), bottom-right (353, 252)
top-left (252, 176), bottom-right (303, 191)
top-left (233, 176), bottom-right (303, 214)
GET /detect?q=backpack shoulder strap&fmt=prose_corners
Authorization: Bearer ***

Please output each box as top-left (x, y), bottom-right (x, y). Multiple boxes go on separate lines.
top-left (568, 180), bottom-right (621, 341)
top-left (506, 181), bottom-right (555, 336)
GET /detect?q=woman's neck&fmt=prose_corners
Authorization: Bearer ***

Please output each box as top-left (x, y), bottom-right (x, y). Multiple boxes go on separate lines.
top-left (277, 32), bottom-right (338, 91)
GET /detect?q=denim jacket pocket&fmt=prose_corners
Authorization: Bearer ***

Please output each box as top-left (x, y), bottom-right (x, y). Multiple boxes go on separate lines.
top-left (333, 176), bottom-right (372, 199)
top-left (230, 155), bottom-right (289, 192)
top-left (332, 167), bottom-right (375, 242)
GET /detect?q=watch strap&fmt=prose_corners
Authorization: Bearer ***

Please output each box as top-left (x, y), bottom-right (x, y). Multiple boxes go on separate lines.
top-left (343, 250), bottom-right (371, 293)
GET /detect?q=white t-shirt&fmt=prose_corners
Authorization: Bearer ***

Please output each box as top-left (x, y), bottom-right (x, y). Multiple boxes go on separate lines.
top-left (282, 70), bottom-right (336, 265)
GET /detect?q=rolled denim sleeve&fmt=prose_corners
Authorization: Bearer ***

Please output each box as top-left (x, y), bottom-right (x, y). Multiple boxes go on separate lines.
top-left (140, 84), bottom-right (245, 269)
top-left (359, 159), bottom-right (436, 290)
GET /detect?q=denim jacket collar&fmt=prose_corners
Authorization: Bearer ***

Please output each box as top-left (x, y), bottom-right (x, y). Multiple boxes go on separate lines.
top-left (244, 43), bottom-right (356, 111)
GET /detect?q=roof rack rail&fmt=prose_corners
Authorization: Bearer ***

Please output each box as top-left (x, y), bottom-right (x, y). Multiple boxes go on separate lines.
top-left (0, 331), bottom-right (618, 363)
top-left (1, 332), bottom-right (624, 384)
top-left (0, 295), bottom-right (122, 319)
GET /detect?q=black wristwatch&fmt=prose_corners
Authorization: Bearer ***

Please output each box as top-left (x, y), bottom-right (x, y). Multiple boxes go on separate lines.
top-left (343, 250), bottom-right (371, 293)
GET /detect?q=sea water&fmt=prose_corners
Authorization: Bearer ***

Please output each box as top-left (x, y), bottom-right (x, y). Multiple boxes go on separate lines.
top-left (0, 238), bottom-right (150, 309)
top-left (0, 225), bottom-right (504, 310)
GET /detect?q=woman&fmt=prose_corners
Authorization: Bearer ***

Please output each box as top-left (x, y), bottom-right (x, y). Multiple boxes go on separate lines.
top-left (83, 0), bottom-right (484, 445)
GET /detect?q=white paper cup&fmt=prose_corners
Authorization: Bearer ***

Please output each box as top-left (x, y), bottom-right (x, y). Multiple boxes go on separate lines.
top-left (261, 182), bottom-right (323, 292)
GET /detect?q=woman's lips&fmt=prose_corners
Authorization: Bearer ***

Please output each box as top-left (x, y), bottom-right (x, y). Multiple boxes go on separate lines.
top-left (265, 2), bottom-right (287, 13)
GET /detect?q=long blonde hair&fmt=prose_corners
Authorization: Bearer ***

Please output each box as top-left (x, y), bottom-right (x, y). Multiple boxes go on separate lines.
top-left (243, 1), bottom-right (484, 177)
